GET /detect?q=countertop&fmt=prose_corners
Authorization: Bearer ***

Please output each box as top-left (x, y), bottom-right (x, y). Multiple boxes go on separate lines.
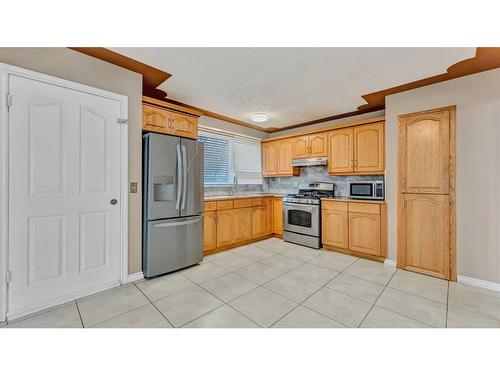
top-left (322, 197), bottom-right (386, 204)
top-left (204, 193), bottom-right (285, 201)
top-left (204, 194), bottom-right (386, 204)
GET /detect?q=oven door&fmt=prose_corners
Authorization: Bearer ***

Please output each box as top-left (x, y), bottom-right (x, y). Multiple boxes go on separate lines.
top-left (284, 203), bottom-right (320, 237)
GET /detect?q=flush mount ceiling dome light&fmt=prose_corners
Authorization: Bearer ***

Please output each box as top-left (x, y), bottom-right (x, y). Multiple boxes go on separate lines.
top-left (250, 113), bottom-right (269, 123)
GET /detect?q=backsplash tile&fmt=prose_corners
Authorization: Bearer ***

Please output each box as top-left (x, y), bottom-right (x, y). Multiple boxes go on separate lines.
top-left (204, 167), bottom-right (383, 198)
top-left (262, 166), bottom-right (383, 197)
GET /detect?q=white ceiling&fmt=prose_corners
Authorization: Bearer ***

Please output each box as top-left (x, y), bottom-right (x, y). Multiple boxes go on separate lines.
top-left (112, 48), bottom-right (475, 128)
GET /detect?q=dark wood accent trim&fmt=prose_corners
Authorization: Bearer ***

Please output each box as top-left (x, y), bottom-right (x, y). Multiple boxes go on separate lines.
top-left (262, 116), bottom-right (385, 142)
top-left (70, 47), bottom-right (500, 136)
top-left (160, 97), bottom-right (268, 132)
top-left (266, 107), bottom-right (383, 133)
top-left (69, 47), bottom-right (171, 99)
top-left (357, 47), bottom-right (500, 113)
top-left (142, 96), bottom-right (202, 117)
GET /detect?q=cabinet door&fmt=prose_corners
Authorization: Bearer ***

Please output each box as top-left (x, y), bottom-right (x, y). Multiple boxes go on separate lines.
top-left (292, 136), bottom-right (309, 158)
top-left (273, 198), bottom-right (283, 235)
top-left (203, 211), bottom-right (217, 252)
top-left (216, 209), bottom-right (234, 247)
top-left (264, 199), bottom-right (273, 235)
top-left (354, 123), bottom-right (384, 173)
top-left (233, 208), bottom-right (253, 243)
top-left (262, 141), bottom-right (278, 176)
top-left (170, 111), bottom-right (198, 139)
top-left (348, 212), bottom-right (381, 256)
top-left (399, 109), bottom-right (450, 193)
top-left (252, 205), bottom-right (268, 238)
top-left (322, 209), bottom-right (349, 248)
top-left (142, 104), bottom-right (171, 134)
top-left (309, 133), bottom-right (328, 157)
top-left (328, 128), bottom-right (353, 173)
top-left (277, 138), bottom-right (293, 175)
top-left (400, 194), bottom-right (449, 279)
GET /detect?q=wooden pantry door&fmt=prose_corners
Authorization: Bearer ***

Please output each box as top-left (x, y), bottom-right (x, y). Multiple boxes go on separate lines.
top-left (398, 106), bottom-right (456, 281)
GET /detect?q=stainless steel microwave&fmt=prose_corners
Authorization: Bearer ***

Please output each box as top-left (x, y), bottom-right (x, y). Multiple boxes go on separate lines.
top-left (348, 180), bottom-right (384, 200)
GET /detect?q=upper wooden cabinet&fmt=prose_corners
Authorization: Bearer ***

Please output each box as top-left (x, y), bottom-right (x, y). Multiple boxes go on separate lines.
top-left (328, 128), bottom-right (354, 174)
top-left (292, 133), bottom-right (327, 158)
top-left (399, 110), bottom-right (450, 194)
top-left (262, 139), bottom-right (299, 177)
top-left (142, 97), bottom-right (199, 140)
top-left (277, 139), bottom-right (295, 175)
top-left (327, 122), bottom-right (385, 175)
top-left (262, 141), bottom-right (278, 176)
top-left (143, 104), bottom-right (171, 134)
top-left (353, 123), bottom-right (384, 173)
top-left (170, 111), bottom-right (198, 139)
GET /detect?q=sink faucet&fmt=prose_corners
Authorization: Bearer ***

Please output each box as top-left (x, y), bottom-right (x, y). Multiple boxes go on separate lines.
top-left (231, 175), bottom-right (238, 196)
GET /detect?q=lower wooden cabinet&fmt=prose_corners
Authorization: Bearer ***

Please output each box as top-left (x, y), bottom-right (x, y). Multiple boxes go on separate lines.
top-left (399, 193), bottom-right (450, 279)
top-left (233, 207), bottom-right (253, 243)
top-left (349, 212), bottom-right (381, 256)
top-left (203, 211), bottom-right (217, 252)
top-left (203, 197), bottom-right (280, 255)
top-left (322, 200), bottom-right (386, 260)
top-left (216, 209), bottom-right (234, 248)
top-left (273, 198), bottom-right (283, 235)
top-left (322, 209), bottom-right (348, 249)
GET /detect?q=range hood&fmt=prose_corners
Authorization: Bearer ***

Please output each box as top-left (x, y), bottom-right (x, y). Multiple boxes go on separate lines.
top-left (292, 156), bottom-right (328, 167)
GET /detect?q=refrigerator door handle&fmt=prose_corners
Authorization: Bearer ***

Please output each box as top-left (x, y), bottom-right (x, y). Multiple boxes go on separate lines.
top-left (152, 217), bottom-right (201, 228)
top-left (181, 144), bottom-right (188, 210)
top-left (175, 144), bottom-right (182, 210)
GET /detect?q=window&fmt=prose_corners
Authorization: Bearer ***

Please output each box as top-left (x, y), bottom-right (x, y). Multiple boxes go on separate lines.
top-left (198, 127), bottom-right (262, 186)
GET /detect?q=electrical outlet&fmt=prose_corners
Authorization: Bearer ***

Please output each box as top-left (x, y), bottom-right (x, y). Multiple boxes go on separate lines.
top-left (129, 182), bottom-right (138, 193)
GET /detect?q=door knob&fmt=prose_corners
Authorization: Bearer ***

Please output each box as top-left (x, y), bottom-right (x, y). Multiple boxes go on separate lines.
top-left (110, 199), bottom-right (118, 205)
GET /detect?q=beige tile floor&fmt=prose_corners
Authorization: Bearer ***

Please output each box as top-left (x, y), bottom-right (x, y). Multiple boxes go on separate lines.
top-left (3, 237), bottom-right (500, 328)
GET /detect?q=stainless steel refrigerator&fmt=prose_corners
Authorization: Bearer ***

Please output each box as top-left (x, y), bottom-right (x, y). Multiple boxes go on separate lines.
top-left (142, 133), bottom-right (204, 278)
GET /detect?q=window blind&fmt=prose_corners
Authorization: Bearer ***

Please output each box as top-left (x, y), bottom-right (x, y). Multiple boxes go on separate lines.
top-left (198, 132), bottom-right (233, 185)
top-left (198, 127), bottom-right (262, 186)
top-left (233, 136), bottom-right (262, 185)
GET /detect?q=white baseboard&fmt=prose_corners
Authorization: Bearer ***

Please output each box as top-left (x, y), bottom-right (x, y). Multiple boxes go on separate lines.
top-left (457, 275), bottom-right (500, 292)
top-left (126, 271), bottom-right (144, 283)
top-left (384, 259), bottom-right (397, 267)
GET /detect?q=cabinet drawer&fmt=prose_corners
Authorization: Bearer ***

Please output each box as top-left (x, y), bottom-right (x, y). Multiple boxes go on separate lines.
top-left (348, 202), bottom-right (380, 215)
top-left (216, 200), bottom-right (234, 210)
top-left (251, 198), bottom-right (265, 207)
top-left (204, 201), bottom-right (217, 212)
top-left (233, 198), bottom-right (252, 208)
top-left (322, 201), bottom-right (348, 212)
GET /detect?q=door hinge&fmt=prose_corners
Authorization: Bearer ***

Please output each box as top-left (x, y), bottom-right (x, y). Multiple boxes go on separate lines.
top-left (6, 94), bottom-right (12, 110)
top-left (5, 270), bottom-right (12, 284)
top-left (117, 118), bottom-right (128, 125)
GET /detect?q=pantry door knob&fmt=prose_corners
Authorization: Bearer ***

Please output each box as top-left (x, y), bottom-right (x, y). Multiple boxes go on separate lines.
top-left (110, 199), bottom-right (118, 205)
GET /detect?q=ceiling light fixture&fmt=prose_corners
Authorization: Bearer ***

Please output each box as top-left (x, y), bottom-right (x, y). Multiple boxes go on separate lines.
top-left (250, 113), bottom-right (269, 123)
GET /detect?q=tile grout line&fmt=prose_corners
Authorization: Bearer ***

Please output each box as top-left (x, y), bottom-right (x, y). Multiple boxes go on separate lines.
top-left (132, 282), bottom-right (176, 328)
top-left (357, 269), bottom-right (398, 328)
top-left (271, 269), bottom-right (348, 328)
top-left (74, 299), bottom-right (85, 328)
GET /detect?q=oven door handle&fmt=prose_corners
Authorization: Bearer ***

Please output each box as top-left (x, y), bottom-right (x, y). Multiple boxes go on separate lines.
top-left (284, 203), bottom-right (316, 211)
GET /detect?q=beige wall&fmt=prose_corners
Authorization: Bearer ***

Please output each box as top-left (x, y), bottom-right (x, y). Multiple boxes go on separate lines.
top-left (385, 68), bottom-right (500, 283)
top-left (0, 48), bottom-right (143, 275)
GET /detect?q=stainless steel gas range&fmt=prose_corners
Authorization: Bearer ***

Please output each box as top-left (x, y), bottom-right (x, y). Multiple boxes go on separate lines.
top-left (283, 182), bottom-right (335, 249)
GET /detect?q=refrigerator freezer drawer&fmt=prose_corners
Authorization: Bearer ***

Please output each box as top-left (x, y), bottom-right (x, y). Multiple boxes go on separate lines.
top-left (144, 216), bottom-right (203, 277)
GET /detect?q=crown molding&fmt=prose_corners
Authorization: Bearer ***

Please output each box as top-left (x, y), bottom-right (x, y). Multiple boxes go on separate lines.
top-left (69, 47), bottom-right (500, 134)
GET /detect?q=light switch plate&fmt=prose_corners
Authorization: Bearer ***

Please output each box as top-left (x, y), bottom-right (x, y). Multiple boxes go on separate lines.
top-left (129, 182), bottom-right (138, 193)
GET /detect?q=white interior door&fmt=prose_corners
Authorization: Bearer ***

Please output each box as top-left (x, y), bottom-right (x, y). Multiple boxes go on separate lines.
top-left (8, 74), bottom-right (123, 319)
